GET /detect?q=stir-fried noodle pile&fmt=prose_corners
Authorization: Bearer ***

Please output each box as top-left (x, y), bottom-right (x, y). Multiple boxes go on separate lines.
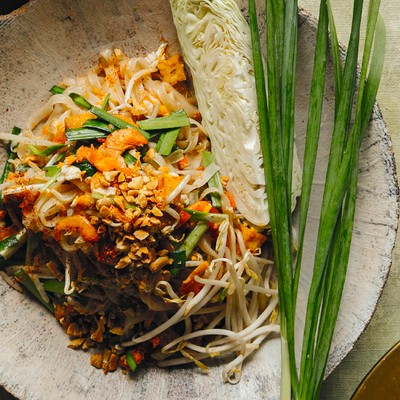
top-left (0, 46), bottom-right (279, 383)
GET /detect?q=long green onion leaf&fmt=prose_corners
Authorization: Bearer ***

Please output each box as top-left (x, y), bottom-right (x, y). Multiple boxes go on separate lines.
top-left (126, 352), bottom-right (137, 373)
top-left (14, 269), bottom-right (54, 313)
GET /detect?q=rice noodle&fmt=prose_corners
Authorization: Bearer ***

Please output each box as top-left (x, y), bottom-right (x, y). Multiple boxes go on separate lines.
top-left (0, 45), bottom-right (278, 385)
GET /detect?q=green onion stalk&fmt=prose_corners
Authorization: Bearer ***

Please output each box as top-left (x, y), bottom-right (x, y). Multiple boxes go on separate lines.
top-left (248, 0), bottom-right (385, 399)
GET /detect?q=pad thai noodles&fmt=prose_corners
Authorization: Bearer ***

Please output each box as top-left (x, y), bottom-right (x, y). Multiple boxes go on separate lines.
top-left (0, 45), bottom-right (279, 383)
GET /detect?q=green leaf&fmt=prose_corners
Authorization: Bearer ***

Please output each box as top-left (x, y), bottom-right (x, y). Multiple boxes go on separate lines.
top-left (137, 109), bottom-right (190, 131)
top-left (66, 128), bottom-right (108, 141)
top-left (122, 151), bottom-right (137, 165)
top-left (83, 119), bottom-right (112, 132)
top-left (201, 151), bottom-right (223, 208)
top-left (49, 85), bottom-right (66, 95)
top-left (73, 160), bottom-right (97, 177)
top-left (27, 144), bottom-right (66, 157)
top-left (156, 128), bottom-right (180, 156)
top-left (69, 93), bottom-right (92, 109)
top-left (178, 222), bottom-right (209, 258)
top-left (126, 352), bottom-right (138, 372)
top-left (14, 269), bottom-right (54, 313)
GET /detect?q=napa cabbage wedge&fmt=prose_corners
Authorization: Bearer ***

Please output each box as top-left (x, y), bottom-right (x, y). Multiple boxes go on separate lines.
top-left (169, 0), bottom-right (302, 227)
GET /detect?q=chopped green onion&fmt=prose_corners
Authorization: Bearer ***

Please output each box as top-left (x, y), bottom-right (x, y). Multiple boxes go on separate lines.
top-left (91, 192), bottom-right (104, 200)
top-left (27, 144), bottom-right (65, 157)
top-left (49, 85), bottom-right (65, 95)
top-left (249, 0), bottom-right (385, 398)
top-left (66, 127), bottom-right (108, 141)
top-left (155, 133), bottom-right (166, 152)
top-left (83, 119), bottom-right (112, 132)
top-left (137, 109), bottom-right (190, 131)
top-left (91, 107), bottom-right (150, 140)
top-left (0, 229), bottom-right (27, 263)
top-left (69, 93), bottom-right (150, 140)
top-left (101, 93), bottom-right (110, 111)
top-left (0, 126), bottom-right (21, 203)
top-left (73, 160), bottom-right (97, 177)
top-left (126, 352), bottom-right (137, 373)
top-left (219, 287), bottom-right (228, 302)
top-left (178, 221), bottom-right (209, 258)
top-left (124, 201), bottom-right (136, 210)
top-left (14, 269), bottom-right (54, 313)
top-left (25, 232), bottom-right (41, 266)
top-left (122, 150), bottom-right (137, 165)
top-left (171, 249), bottom-right (186, 267)
top-left (170, 249), bottom-right (186, 275)
top-left (43, 166), bottom-right (61, 177)
top-left (201, 151), bottom-right (223, 208)
top-left (15, 164), bottom-right (29, 173)
top-left (69, 93), bottom-right (92, 109)
top-left (183, 209), bottom-right (228, 223)
top-left (41, 167), bottom-right (61, 191)
top-left (156, 128), bottom-right (180, 156)
top-left (42, 280), bottom-right (67, 295)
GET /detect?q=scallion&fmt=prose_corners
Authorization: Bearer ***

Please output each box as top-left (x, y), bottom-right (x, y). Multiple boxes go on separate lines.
top-left (126, 352), bottom-right (137, 373)
top-left (73, 160), bottom-right (97, 177)
top-left (66, 127), bottom-right (108, 141)
top-left (43, 165), bottom-right (61, 177)
top-left (83, 119), bottom-right (112, 132)
top-left (137, 109), bottom-right (190, 131)
top-left (0, 126), bottom-right (21, 203)
top-left (14, 269), bottom-right (54, 313)
top-left (27, 143), bottom-right (66, 157)
top-left (183, 209), bottom-right (228, 223)
top-left (170, 249), bottom-right (186, 275)
top-left (0, 229), bottom-right (27, 263)
top-left (49, 85), bottom-right (65, 95)
top-left (178, 221), bottom-right (209, 258)
top-left (248, 0), bottom-right (384, 399)
top-left (122, 150), bottom-right (137, 165)
top-left (42, 280), bottom-right (68, 295)
top-left (201, 151), bottom-right (223, 208)
top-left (156, 127), bottom-right (180, 156)
top-left (69, 93), bottom-right (150, 140)
top-left (101, 93), bottom-right (110, 111)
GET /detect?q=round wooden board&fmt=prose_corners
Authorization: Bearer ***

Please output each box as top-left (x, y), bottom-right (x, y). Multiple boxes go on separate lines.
top-left (0, 1), bottom-right (398, 399)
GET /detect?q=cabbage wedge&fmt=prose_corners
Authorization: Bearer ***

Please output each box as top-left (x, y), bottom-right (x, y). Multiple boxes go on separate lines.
top-left (169, 0), bottom-right (302, 226)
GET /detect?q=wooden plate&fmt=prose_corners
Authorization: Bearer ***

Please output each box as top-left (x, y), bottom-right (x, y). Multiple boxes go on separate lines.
top-left (0, 1), bottom-right (398, 399)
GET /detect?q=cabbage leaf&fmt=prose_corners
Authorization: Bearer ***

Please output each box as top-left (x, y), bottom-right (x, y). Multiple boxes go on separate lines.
top-left (169, 0), bottom-right (302, 226)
